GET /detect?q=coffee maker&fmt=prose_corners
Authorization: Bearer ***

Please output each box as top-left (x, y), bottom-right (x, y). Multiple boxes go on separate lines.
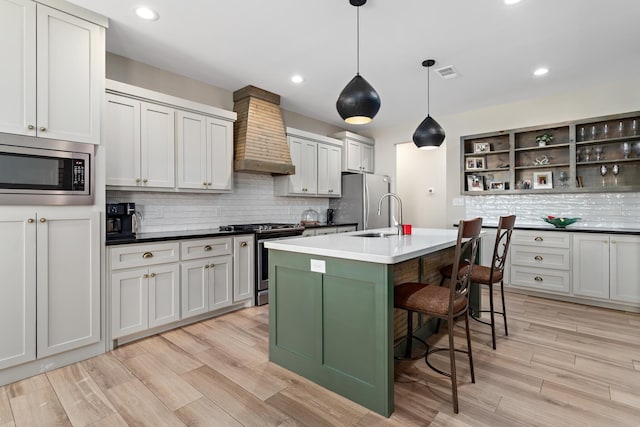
top-left (106, 203), bottom-right (137, 239)
top-left (326, 208), bottom-right (335, 225)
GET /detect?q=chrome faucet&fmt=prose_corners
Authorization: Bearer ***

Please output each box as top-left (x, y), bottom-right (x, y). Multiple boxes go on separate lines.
top-left (377, 193), bottom-right (404, 235)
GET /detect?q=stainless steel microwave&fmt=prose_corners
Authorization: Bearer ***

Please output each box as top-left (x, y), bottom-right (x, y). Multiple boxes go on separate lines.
top-left (0, 133), bottom-right (94, 205)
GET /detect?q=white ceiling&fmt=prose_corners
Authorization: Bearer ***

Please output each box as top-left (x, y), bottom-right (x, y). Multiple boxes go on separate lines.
top-left (68, 0), bottom-right (640, 133)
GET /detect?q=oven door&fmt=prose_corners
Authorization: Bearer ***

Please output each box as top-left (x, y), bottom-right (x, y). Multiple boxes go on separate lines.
top-left (256, 233), bottom-right (303, 305)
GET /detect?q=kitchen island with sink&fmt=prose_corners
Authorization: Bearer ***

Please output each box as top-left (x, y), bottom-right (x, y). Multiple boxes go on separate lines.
top-left (265, 228), bottom-right (467, 417)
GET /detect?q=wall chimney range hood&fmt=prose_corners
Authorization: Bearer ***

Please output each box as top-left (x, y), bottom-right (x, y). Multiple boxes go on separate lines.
top-left (233, 85), bottom-right (295, 175)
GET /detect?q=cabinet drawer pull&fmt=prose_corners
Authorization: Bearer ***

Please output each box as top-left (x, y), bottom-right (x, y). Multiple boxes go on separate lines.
top-left (143, 274), bottom-right (149, 278)
top-left (27, 218), bottom-right (34, 223)
top-left (136, 178), bottom-right (141, 183)
top-left (39, 126), bottom-right (46, 132)
top-left (534, 276), bottom-right (543, 282)
top-left (534, 236), bottom-right (543, 242)
top-left (143, 178), bottom-right (148, 183)
top-left (204, 245), bottom-right (212, 251)
top-left (240, 241), bottom-right (248, 247)
top-left (150, 273), bottom-right (156, 277)
top-left (39, 218), bottom-right (46, 223)
top-left (534, 255), bottom-right (543, 261)
top-left (28, 124), bottom-right (35, 130)
top-left (142, 252), bottom-right (153, 259)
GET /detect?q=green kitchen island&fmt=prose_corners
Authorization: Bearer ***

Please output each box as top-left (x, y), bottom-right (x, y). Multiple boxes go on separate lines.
top-left (265, 227), bottom-right (464, 417)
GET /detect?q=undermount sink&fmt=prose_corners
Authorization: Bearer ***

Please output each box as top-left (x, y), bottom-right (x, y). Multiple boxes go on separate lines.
top-left (352, 232), bottom-right (396, 238)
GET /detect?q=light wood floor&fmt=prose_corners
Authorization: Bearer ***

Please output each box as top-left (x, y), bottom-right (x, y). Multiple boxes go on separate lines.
top-left (2, 290), bottom-right (640, 426)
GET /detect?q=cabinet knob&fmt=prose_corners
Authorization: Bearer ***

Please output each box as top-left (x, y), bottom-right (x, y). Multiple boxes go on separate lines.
top-left (143, 178), bottom-right (148, 183)
top-left (136, 178), bottom-right (141, 183)
top-left (27, 218), bottom-right (34, 223)
top-left (534, 276), bottom-right (543, 282)
top-left (150, 272), bottom-right (156, 277)
top-left (611, 240), bottom-right (616, 244)
top-left (534, 255), bottom-right (543, 261)
top-left (534, 237), bottom-right (543, 242)
top-left (142, 252), bottom-right (153, 259)
top-left (39, 218), bottom-right (46, 223)
top-left (204, 245), bottom-right (212, 251)
top-left (204, 264), bottom-right (210, 269)
top-left (240, 241), bottom-right (248, 247)
top-left (207, 182), bottom-right (212, 186)
top-left (39, 127), bottom-right (46, 132)
top-left (28, 125), bottom-right (35, 130)
top-left (203, 182), bottom-right (208, 186)
top-left (143, 274), bottom-right (149, 278)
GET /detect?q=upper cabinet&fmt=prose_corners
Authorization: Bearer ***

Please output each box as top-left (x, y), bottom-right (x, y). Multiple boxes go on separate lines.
top-left (461, 111), bottom-right (640, 195)
top-left (274, 128), bottom-right (342, 197)
top-left (0, 0), bottom-right (105, 144)
top-left (105, 80), bottom-right (236, 193)
top-left (331, 131), bottom-right (375, 173)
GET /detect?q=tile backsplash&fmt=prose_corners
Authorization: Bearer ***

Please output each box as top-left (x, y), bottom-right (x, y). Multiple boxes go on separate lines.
top-left (107, 172), bottom-right (329, 233)
top-left (465, 192), bottom-right (640, 229)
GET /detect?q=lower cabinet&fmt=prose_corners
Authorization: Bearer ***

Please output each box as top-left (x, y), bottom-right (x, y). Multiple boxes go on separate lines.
top-left (181, 256), bottom-right (232, 319)
top-left (0, 208), bottom-right (100, 369)
top-left (233, 236), bottom-right (255, 302)
top-left (573, 233), bottom-right (640, 303)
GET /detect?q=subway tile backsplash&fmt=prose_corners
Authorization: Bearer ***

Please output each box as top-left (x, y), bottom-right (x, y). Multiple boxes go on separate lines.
top-left (107, 172), bottom-right (329, 232)
top-left (465, 192), bottom-right (640, 229)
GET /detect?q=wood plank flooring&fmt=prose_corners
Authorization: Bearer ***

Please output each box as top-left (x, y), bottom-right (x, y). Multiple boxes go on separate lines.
top-left (2, 290), bottom-right (640, 426)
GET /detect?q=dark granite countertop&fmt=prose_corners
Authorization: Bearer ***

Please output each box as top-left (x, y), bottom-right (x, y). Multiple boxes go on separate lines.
top-left (106, 223), bottom-right (360, 246)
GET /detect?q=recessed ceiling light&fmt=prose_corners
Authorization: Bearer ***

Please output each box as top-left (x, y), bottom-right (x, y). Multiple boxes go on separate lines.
top-left (291, 75), bottom-right (304, 84)
top-left (533, 67), bottom-right (549, 76)
top-left (504, 0), bottom-right (521, 5)
top-left (135, 7), bottom-right (159, 21)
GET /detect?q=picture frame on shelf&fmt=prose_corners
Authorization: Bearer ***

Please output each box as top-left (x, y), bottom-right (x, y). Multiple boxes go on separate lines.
top-left (490, 181), bottom-right (505, 190)
top-left (467, 175), bottom-right (484, 191)
top-left (533, 171), bottom-right (553, 189)
top-left (474, 142), bottom-right (491, 153)
top-left (466, 157), bottom-right (486, 170)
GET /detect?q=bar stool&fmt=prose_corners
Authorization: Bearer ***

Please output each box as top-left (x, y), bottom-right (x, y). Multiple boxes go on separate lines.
top-left (394, 217), bottom-right (482, 414)
top-left (440, 215), bottom-right (516, 350)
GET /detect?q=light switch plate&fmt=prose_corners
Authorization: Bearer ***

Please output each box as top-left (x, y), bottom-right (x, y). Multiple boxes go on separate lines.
top-left (310, 259), bottom-right (326, 273)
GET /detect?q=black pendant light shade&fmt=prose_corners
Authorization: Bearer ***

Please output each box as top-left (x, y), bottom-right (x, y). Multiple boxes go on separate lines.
top-left (336, 0), bottom-right (380, 124)
top-left (336, 74), bottom-right (381, 124)
top-left (413, 115), bottom-right (445, 149)
top-left (413, 59), bottom-right (445, 150)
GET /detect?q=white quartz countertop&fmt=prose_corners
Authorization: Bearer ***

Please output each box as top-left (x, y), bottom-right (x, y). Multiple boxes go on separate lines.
top-left (264, 228), bottom-right (461, 264)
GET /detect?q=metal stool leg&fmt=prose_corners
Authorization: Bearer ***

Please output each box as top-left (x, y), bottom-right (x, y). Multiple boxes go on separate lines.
top-left (500, 280), bottom-right (508, 336)
top-left (465, 310), bottom-right (475, 384)
top-left (404, 310), bottom-right (414, 358)
top-left (489, 283), bottom-right (496, 350)
top-left (448, 318), bottom-right (459, 414)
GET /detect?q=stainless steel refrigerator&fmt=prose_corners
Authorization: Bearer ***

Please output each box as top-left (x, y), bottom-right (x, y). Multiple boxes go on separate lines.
top-left (329, 173), bottom-right (390, 230)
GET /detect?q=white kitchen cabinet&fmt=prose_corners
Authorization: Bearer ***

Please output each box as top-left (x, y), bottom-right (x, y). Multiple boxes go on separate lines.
top-left (177, 111), bottom-right (233, 191)
top-left (0, 209), bottom-right (100, 366)
top-left (233, 236), bottom-right (255, 303)
top-left (331, 131), bottom-right (375, 173)
top-left (336, 225), bottom-right (357, 233)
top-left (274, 128), bottom-right (343, 197)
top-left (0, 0), bottom-right (104, 144)
top-left (105, 94), bottom-right (175, 188)
top-left (317, 143), bottom-right (342, 197)
top-left (573, 233), bottom-right (640, 303)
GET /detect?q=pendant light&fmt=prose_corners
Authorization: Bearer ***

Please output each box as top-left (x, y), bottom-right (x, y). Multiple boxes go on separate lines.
top-left (336, 0), bottom-right (380, 125)
top-left (413, 59), bottom-right (445, 150)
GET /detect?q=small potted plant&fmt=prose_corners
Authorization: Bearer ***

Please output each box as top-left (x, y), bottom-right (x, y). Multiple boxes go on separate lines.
top-left (536, 133), bottom-right (553, 147)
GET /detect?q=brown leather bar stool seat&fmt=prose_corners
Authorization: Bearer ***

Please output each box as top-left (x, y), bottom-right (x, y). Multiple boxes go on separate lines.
top-left (440, 215), bottom-right (516, 350)
top-left (394, 217), bottom-right (482, 414)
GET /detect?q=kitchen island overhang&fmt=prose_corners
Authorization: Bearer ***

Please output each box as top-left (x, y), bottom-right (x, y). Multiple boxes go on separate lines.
top-left (265, 228), bottom-right (465, 416)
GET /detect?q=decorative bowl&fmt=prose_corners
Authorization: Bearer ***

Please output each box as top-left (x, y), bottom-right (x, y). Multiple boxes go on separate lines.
top-left (542, 216), bottom-right (580, 228)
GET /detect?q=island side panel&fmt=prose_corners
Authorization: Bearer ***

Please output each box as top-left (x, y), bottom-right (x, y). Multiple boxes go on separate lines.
top-left (269, 250), bottom-right (394, 417)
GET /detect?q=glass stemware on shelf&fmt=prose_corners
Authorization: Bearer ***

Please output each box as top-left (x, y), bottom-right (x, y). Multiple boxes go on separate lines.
top-left (584, 146), bottom-right (592, 162)
top-left (594, 146), bottom-right (603, 161)
top-left (612, 164), bottom-right (620, 186)
top-left (622, 142), bottom-right (632, 159)
top-left (600, 164), bottom-right (608, 187)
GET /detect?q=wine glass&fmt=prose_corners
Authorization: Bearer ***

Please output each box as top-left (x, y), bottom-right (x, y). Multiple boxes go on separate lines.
top-left (579, 127), bottom-right (586, 142)
top-left (602, 124), bottom-right (609, 139)
top-left (612, 164), bottom-right (620, 186)
top-left (600, 164), bottom-right (608, 187)
top-left (576, 147), bottom-right (584, 163)
top-left (594, 146), bottom-right (603, 161)
top-left (590, 125), bottom-right (597, 140)
top-left (631, 119), bottom-right (638, 136)
top-left (618, 121), bottom-right (624, 137)
top-left (622, 142), bottom-right (632, 159)
top-left (584, 146), bottom-right (592, 162)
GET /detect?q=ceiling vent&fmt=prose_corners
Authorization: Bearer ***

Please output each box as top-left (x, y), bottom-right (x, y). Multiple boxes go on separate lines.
top-left (435, 65), bottom-right (458, 79)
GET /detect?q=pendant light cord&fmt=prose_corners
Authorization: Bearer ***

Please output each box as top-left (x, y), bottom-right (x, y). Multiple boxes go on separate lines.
top-left (356, 6), bottom-right (360, 75)
top-left (427, 65), bottom-right (430, 116)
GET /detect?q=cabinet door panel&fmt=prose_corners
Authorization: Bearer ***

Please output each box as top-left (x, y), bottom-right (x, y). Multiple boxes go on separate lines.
top-left (288, 137), bottom-right (304, 193)
top-left (141, 102), bottom-right (175, 188)
top-left (510, 266), bottom-right (570, 293)
top-left (36, 5), bottom-right (102, 144)
top-left (111, 268), bottom-right (148, 339)
top-left (209, 255), bottom-right (232, 311)
top-left (329, 146), bottom-right (342, 196)
top-left (149, 264), bottom-right (180, 328)
top-left (345, 140), bottom-right (361, 172)
top-left (0, 212), bottom-right (36, 369)
top-left (208, 118), bottom-right (233, 190)
top-left (317, 144), bottom-right (330, 195)
top-left (572, 234), bottom-right (609, 299)
top-left (233, 236), bottom-right (254, 303)
top-left (181, 259), bottom-right (209, 319)
top-left (0, 0), bottom-right (36, 136)
top-left (610, 235), bottom-right (640, 303)
top-left (303, 141), bottom-right (317, 194)
top-left (361, 143), bottom-right (374, 173)
top-left (105, 94), bottom-right (141, 186)
top-left (177, 111), bottom-right (207, 189)
top-left (36, 211), bottom-right (100, 357)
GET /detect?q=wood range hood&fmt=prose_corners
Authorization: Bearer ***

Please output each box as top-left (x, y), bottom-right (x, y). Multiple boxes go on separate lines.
top-left (233, 85), bottom-right (295, 175)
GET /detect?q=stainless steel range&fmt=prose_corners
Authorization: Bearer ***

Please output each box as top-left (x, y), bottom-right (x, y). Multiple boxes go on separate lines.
top-left (219, 223), bottom-right (304, 305)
